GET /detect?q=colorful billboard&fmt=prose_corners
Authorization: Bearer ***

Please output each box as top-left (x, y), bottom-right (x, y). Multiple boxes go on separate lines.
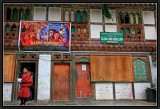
top-left (18, 21), bottom-right (71, 52)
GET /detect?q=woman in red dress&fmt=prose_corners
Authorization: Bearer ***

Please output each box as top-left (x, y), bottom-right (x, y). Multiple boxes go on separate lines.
top-left (18, 68), bottom-right (33, 105)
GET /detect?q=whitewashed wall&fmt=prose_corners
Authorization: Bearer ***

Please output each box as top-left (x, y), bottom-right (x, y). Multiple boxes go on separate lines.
top-left (3, 83), bottom-right (12, 101)
top-left (48, 7), bottom-right (61, 21)
top-left (33, 7), bottom-right (46, 20)
top-left (115, 83), bottom-right (133, 99)
top-left (95, 83), bottom-right (113, 100)
top-left (149, 55), bottom-right (157, 87)
top-left (143, 11), bottom-right (155, 24)
top-left (90, 25), bottom-right (103, 38)
top-left (37, 54), bottom-right (51, 100)
top-left (90, 9), bottom-right (102, 23)
top-left (105, 25), bottom-right (117, 32)
top-left (134, 83), bottom-right (151, 99)
top-left (105, 10), bottom-right (116, 23)
top-left (144, 26), bottom-right (157, 40)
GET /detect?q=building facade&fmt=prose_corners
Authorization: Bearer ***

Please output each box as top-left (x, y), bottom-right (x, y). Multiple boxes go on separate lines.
top-left (3, 3), bottom-right (157, 102)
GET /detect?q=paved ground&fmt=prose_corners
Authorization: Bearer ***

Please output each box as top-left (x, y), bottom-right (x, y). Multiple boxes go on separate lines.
top-left (3, 100), bottom-right (157, 106)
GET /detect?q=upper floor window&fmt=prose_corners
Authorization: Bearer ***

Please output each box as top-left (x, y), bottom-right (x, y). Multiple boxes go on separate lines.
top-left (82, 11), bottom-right (87, 23)
top-left (76, 10), bottom-right (81, 22)
top-left (25, 9), bottom-right (30, 20)
top-left (11, 24), bottom-right (17, 31)
top-left (65, 10), bottom-right (70, 21)
top-left (6, 8), bottom-right (11, 20)
top-left (118, 11), bottom-right (141, 24)
top-left (19, 9), bottom-right (24, 20)
top-left (12, 8), bottom-right (18, 20)
top-left (71, 10), bottom-right (75, 22)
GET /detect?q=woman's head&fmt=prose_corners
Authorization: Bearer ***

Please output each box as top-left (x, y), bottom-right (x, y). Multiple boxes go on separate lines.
top-left (23, 67), bottom-right (28, 73)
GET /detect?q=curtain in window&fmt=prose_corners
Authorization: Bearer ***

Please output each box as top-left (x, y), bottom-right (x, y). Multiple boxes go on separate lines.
top-left (76, 10), bottom-right (81, 22)
top-left (82, 11), bottom-right (87, 23)
top-left (120, 28), bottom-right (124, 34)
top-left (19, 9), bottom-right (24, 20)
top-left (65, 10), bottom-right (69, 21)
top-left (77, 27), bottom-right (81, 33)
top-left (119, 12), bottom-right (123, 24)
top-left (25, 9), bottom-right (30, 20)
top-left (126, 28), bottom-right (130, 34)
top-left (6, 24), bottom-right (11, 32)
top-left (130, 13), bottom-right (134, 24)
top-left (71, 11), bottom-right (75, 22)
top-left (71, 26), bottom-right (75, 33)
top-left (12, 8), bottom-right (18, 20)
top-left (6, 8), bottom-right (11, 20)
top-left (133, 59), bottom-right (148, 81)
top-left (135, 13), bottom-right (139, 24)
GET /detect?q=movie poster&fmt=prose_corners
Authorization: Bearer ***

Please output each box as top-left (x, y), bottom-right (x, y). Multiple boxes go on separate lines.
top-left (18, 21), bottom-right (71, 52)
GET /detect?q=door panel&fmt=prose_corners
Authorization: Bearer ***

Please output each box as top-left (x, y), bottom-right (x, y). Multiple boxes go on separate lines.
top-left (53, 64), bottom-right (70, 100)
top-left (75, 63), bottom-right (92, 98)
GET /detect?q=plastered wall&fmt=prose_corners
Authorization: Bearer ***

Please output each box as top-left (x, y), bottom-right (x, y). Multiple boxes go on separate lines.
top-left (115, 83), bottom-right (133, 99)
top-left (95, 83), bottom-right (113, 100)
top-left (134, 83), bottom-right (151, 99)
top-left (90, 9), bottom-right (102, 23)
top-left (33, 7), bottom-right (46, 20)
top-left (90, 25), bottom-right (103, 38)
top-left (48, 7), bottom-right (61, 21)
top-left (3, 83), bottom-right (12, 101)
top-left (37, 54), bottom-right (51, 100)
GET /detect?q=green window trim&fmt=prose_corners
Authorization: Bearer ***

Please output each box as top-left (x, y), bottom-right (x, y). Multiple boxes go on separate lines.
top-left (76, 10), bottom-right (81, 23)
top-left (19, 9), bottom-right (24, 20)
top-left (6, 25), bottom-right (11, 32)
top-left (82, 11), bottom-right (87, 23)
top-left (12, 8), bottom-right (18, 20)
top-left (25, 9), bottom-right (30, 20)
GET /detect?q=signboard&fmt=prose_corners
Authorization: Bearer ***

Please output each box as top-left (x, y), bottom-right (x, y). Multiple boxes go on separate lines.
top-left (100, 32), bottom-right (124, 44)
top-left (82, 64), bottom-right (86, 71)
top-left (18, 21), bottom-right (71, 52)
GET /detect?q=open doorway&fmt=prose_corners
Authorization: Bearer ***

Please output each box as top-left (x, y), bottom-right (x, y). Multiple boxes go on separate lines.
top-left (18, 62), bottom-right (36, 101)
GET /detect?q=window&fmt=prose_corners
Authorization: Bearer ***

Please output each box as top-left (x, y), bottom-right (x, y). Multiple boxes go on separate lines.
top-left (71, 10), bottom-right (75, 22)
top-left (77, 27), bottom-right (81, 33)
top-left (133, 59), bottom-right (148, 81)
top-left (76, 10), bottom-right (81, 22)
top-left (119, 12), bottom-right (124, 24)
top-left (12, 8), bottom-right (18, 20)
top-left (71, 26), bottom-right (75, 33)
top-left (120, 28), bottom-right (124, 34)
top-left (11, 24), bottom-right (16, 31)
top-left (19, 9), bottom-right (24, 20)
top-left (6, 8), bottom-right (11, 20)
top-left (5, 24), bottom-right (11, 32)
top-left (137, 28), bottom-right (141, 34)
top-left (82, 27), bottom-right (87, 33)
top-left (65, 10), bottom-right (69, 21)
top-left (25, 9), bottom-right (30, 20)
top-left (124, 13), bottom-right (129, 24)
top-left (130, 13), bottom-right (134, 24)
top-left (135, 13), bottom-right (139, 24)
top-left (82, 11), bottom-right (87, 23)
top-left (126, 28), bottom-right (130, 34)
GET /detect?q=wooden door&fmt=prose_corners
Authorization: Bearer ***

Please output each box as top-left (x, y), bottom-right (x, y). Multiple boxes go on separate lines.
top-left (4, 53), bottom-right (15, 82)
top-left (75, 63), bottom-right (92, 98)
top-left (53, 64), bottom-right (70, 100)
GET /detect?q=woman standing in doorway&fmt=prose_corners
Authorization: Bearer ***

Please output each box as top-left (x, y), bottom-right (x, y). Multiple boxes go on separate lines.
top-left (18, 67), bottom-right (33, 105)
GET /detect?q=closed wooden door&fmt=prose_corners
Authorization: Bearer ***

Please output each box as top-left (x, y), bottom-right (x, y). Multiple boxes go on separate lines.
top-left (53, 64), bottom-right (70, 100)
top-left (75, 63), bottom-right (92, 98)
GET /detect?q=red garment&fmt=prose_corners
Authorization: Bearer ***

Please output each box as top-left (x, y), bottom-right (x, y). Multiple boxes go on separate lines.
top-left (18, 71), bottom-right (33, 98)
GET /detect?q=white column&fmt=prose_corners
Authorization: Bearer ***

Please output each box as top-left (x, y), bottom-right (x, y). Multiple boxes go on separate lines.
top-left (37, 54), bottom-right (51, 100)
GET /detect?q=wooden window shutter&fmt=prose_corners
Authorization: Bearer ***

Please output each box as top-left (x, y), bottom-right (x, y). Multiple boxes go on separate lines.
top-left (90, 54), bottom-right (133, 82)
top-left (3, 53), bottom-right (16, 82)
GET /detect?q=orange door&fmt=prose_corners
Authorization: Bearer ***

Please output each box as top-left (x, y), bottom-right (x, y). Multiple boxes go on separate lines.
top-left (75, 63), bottom-right (92, 98)
top-left (53, 64), bottom-right (70, 100)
